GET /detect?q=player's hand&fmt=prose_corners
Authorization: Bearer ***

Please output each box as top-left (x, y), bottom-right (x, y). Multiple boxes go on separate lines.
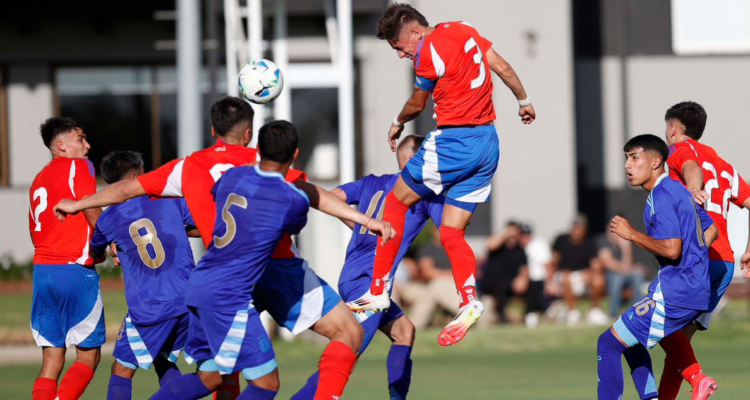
top-left (610, 215), bottom-right (634, 241)
top-left (53, 199), bottom-right (80, 221)
top-left (691, 189), bottom-right (710, 205)
top-left (740, 252), bottom-right (750, 278)
top-left (109, 243), bottom-right (121, 266)
top-left (519, 104), bottom-right (536, 124)
top-left (388, 123), bottom-right (405, 152)
top-left (367, 219), bottom-right (397, 244)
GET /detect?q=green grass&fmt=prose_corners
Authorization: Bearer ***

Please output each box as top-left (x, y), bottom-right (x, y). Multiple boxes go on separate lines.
top-left (2, 289), bottom-right (749, 399)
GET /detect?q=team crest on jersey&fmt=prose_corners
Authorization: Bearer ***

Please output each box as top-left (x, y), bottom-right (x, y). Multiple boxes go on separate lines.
top-left (259, 335), bottom-right (271, 353)
top-left (215, 146), bottom-right (226, 152)
top-left (117, 321), bottom-right (126, 340)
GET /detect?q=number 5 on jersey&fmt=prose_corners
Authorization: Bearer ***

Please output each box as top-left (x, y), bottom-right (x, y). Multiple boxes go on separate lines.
top-left (215, 193), bottom-right (248, 248)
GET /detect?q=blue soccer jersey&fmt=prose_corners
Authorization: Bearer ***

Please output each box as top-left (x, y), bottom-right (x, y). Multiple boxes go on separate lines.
top-left (337, 173), bottom-right (445, 285)
top-left (185, 165), bottom-right (310, 311)
top-left (90, 197), bottom-right (196, 325)
top-left (644, 173), bottom-right (714, 311)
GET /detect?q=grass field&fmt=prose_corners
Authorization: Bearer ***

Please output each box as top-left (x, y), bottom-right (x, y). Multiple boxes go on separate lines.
top-left (1, 289), bottom-right (749, 399)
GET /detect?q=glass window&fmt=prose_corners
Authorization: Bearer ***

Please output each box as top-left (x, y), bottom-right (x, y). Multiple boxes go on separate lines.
top-left (291, 88), bottom-right (340, 181)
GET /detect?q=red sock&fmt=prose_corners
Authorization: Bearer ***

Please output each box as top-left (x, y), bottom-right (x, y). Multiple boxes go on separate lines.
top-left (658, 357), bottom-right (683, 400)
top-left (214, 371), bottom-right (241, 400)
top-left (681, 363), bottom-right (704, 386)
top-left (439, 225), bottom-right (477, 308)
top-left (56, 362), bottom-right (94, 400)
top-left (32, 377), bottom-right (57, 400)
top-left (370, 191), bottom-right (409, 295)
top-left (314, 341), bottom-right (356, 400)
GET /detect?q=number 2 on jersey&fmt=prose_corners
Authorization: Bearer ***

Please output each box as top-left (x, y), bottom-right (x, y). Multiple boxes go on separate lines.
top-left (702, 162), bottom-right (734, 218)
top-left (31, 187), bottom-right (48, 232)
top-left (464, 37), bottom-right (486, 89)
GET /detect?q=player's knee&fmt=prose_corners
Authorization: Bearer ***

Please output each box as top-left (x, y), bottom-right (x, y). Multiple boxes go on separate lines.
top-left (390, 317), bottom-right (416, 346)
top-left (75, 347), bottom-right (101, 370)
top-left (342, 320), bottom-right (365, 350)
top-left (248, 368), bottom-right (280, 392)
top-left (198, 370), bottom-right (224, 391)
top-left (110, 360), bottom-right (135, 379)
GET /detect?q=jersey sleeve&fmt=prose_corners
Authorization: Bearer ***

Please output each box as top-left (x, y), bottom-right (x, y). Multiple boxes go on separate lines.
top-left (287, 168), bottom-right (307, 183)
top-left (89, 219), bottom-right (110, 254)
top-left (73, 159), bottom-right (97, 200)
top-left (696, 201), bottom-right (714, 233)
top-left (176, 198), bottom-right (196, 229)
top-left (732, 173), bottom-right (750, 208)
top-left (337, 177), bottom-right (366, 205)
top-left (651, 194), bottom-right (682, 240)
top-left (138, 158), bottom-right (184, 197)
top-left (282, 194), bottom-right (309, 235)
top-left (461, 22), bottom-right (493, 51)
top-left (667, 144), bottom-right (699, 180)
top-left (413, 38), bottom-right (440, 84)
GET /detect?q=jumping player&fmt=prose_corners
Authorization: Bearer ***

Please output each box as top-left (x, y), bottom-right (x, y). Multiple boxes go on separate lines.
top-left (292, 135), bottom-right (444, 399)
top-left (88, 151), bottom-right (197, 400)
top-left (348, 3), bottom-right (536, 346)
top-left (29, 117), bottom-right (104, 400)
top-left (598, 134), bottom-right (717, 400)
top-left (145, 119), bottom-right (394, 400)
top-left (658, 101), bottom-right (750, 399)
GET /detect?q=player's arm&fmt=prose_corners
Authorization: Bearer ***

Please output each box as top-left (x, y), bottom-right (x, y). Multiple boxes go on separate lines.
top-left (53, 179), bottom-right (146, 220)
top-left (388, 86), bottom-right (432, 152)
top-left (295, 180), bottom-right (395, 243)
top-left (704, 223), bottom-right (719, 248)
top-left (330, 188), bottom-right (356, 230)
top-left (610, 216), bottom-right (682, 260)
top-left (89, 226), bottom-right (109, 264)
top-left (83, 208), bottom-right (102, 229)
top-left (485, 47), bottom-right (535, 124)
top-left (680, 160), bottom-right (709, 204)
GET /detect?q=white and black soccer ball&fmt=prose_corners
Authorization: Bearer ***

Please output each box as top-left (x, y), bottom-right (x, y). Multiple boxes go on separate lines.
top-left (238, 59), bottom-right (284, 104)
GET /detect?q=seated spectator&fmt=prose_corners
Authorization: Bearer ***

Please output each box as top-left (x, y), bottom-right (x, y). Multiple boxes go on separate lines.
top-left (483, 222), bottom-right (528, 323)
top-left (596, 228), bottom-right (646, 318)
top-left (550, 214), bottom-right (608, 326)
top-left (399, 224), bottom-right (458, 329)
top-left (519, 222), bottom-right (552, 328)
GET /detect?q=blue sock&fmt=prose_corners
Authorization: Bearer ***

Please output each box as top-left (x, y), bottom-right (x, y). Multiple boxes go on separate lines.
top-left (107, 375), bottom-right (132, 400)
top-left (289, 371), bottom-right (319, 400)
top-left (623, 345), bottom-right (658, 400)
top-left (154, 360), bottom-right (182, 388)
top-left (148, 373), bottom-right (213, 400)
top-left (237, 384), bottom-right (277, 400)
top-left (597, 329), bottom-right (628, 400)
top-left (387, 345), bottom-right (413, 400)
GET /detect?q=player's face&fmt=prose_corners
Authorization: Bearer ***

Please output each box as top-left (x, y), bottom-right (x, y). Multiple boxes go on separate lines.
top-left (663, 119), bottom-right (682, 146)
top-left (624, 148), bottom-right (651, 187)
top-left (60, 128), bottom-right (90, 159)
top-left (389, 25), bottom-right (421, 60)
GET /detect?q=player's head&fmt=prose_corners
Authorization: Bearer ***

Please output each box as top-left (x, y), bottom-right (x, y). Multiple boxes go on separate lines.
top-left (376, 3), bottom-right (429, 60)
top-left (664, 101), bottom-right (707, 144)
top-left (396, 135), bottom-right (425, 169)
top-left (211, 96), bottom-right (255, 146)
top-left (40, 117), bottom-right (90, 158)
top-left (258, 120), bottom-right (299, 168)
top-left (100, 151), bottom-right (145, 184)
top-left (623, 134), bottom-right (669, 188)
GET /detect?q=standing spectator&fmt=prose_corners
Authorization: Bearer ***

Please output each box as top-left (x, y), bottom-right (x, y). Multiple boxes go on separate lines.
top-left (550, 214), bottom-right (608, 325)
top-left (483, 222), bottom-right (528, 323)
top-left (597, 229), bottom-right (646, 318)
top-left (519, 223), bottom-right (552, 328)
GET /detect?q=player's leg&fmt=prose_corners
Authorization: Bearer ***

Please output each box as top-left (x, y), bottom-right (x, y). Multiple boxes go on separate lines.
top-left (31, 265), bottom-right (69, 400)
top-left (622, 345), bottom-right (658, 400)
top-left (597, 327), bottom-right (630, 400)
top-left (379, 311), bottom-right (415, 400)
top-left (238, 368), bottom-right (280, 400)
top-left (34, 347), bottom-right (66, 400)
top-left (108, 360), bottom-right (136, 400)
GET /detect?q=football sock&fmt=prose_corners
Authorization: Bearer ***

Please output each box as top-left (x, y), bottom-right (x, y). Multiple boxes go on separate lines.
top-left (681, 363), bottom-right (703, 386)
top-left (658, 357), bottom-right (683, 400)
top-left (597, 329), bottom-right (628, 400)
top-left (387, 345), bottom-right (413, 400)
top-left (439, 225), bottom-right (477, 308)
top-left (314, 341), bottom-right (357, 400)
top-left (237, 384), bottom-right (277, 400)
top-left (370, 191), bottom-right (410, 296)
top-left (214, 371), bottom-right (241, 400)
top-left (107, 375), bottom-right (133, 400)
top-left (148, 373), bottom-right (214, 400)
top-left (32, 377), bottom-right (57, 400)
top-left (289, 371), bottom-right (319, 400)
top-left (623, 345), bottom-right (658, 400)
top-left (56, 361), bottom-right (95, 400)
top-left (154, 361), bottom-right (182, 388)
top-left (658, 330), bottom-right (701, 399)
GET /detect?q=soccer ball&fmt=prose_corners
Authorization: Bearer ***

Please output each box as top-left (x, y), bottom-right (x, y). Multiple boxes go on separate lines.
top-left (238, 59), bottom-right (284, 104)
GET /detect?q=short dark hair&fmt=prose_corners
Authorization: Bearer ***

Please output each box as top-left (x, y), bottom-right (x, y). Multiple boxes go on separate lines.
top-left (40, 117), bottom-right (85, 148)
top-left (664, 101), bottom-right (707, 140)
top-left (258, 120), bottom-right (299, 163)
top-left (210, 96), bottom-right (255, 137)
top-left (396, 135), bottom-right (425, 155)
top-left (376, 3), bottom-right (429, 42)
top-left (624, 134), bottom-right (669, 166)
top-left (100, 151), bottom-right (144, 184)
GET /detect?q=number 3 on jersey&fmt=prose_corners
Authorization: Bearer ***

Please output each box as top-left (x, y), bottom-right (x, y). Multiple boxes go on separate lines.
top-left (464, 37), bottom-right (486, 89)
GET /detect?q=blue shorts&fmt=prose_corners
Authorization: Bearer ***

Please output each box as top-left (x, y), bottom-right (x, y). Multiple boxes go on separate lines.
top-left (402, 125), bottom-right (499, 210)
top-left (184, 304), bottom-right (276, 380)
top-left (30, 264), bottom-right (106, 348)
top-left (254, 258), bottom-right (340, 335)
top-left (613, 279), bottom-right (700, 349)
top-left (113, 312), bottom-right (189, 370)
top-left (693, 260), bottom-right (734, 330)
top-left (339, 277), bottom-right (405, 354)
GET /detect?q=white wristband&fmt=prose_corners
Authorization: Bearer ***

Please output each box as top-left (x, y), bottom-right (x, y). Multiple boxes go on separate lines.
top-left (518, 98), bottom-right (532, 107)
top-left (393, 117), bottom-right (404, 128)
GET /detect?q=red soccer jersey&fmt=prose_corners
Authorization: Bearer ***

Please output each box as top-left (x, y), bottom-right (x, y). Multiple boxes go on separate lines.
top-left (667, 139), bottom-right (750, 262)
top-left (29, 157), bottom-right (97, 265)
top-left (137, 140), bottom-right (306, 258)
top-left (413, 21), bottom-right (495, 126)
